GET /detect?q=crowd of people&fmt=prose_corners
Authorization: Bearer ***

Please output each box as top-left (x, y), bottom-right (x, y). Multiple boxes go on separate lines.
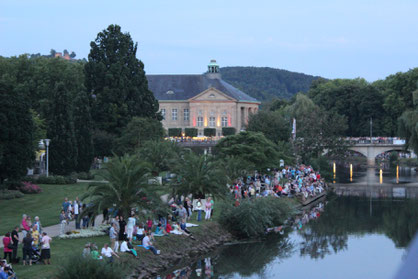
top-left (230, 165), bottom-right (326, 203)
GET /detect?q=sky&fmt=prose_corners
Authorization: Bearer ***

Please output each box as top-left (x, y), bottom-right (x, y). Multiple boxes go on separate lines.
top-left (1, 0), bottom-right (417, 81)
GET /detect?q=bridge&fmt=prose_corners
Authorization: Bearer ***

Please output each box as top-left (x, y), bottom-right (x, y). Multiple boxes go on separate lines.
top-left (346, 138), bottom-right (410, 167)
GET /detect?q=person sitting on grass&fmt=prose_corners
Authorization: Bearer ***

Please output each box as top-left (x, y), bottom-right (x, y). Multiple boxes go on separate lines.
top-left (154, 222), bottom-right (168, 236)
top-left (142, 232), bottom-right (160, 255)
top-left (120, 239), bottom-right (138, 258)
top-left (90, 244), bottom-right (101, 260)
top-left (134, 225), bottom-right (146, 242)
top-left (82, 243), bottom-right (91, 258)
top-left (101, 243), bottom-right (119, 263)
top-left (0, 265), bottom-right (14, 279)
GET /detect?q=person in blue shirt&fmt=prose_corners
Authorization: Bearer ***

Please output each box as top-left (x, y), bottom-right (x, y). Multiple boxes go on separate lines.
top-left (0, 266), bottom-right (14, 279)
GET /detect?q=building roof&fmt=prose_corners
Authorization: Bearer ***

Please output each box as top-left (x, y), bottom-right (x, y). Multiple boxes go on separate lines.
top-left (147, 74), bottom-right (259, 103)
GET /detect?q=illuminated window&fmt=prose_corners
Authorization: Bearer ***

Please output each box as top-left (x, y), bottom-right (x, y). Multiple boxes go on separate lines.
top-left (172, 109), bottom-right (177, 121)
top-left (221, 116), bottom-right (228, 127)
top-left (161, 109), bottom-right (166, 120)
top-left (197, 116), bottom-right (203, 127)
top-left (184, 109), bottom-right (189, 121)
top-left (209, 117), bottom-right (215, 127)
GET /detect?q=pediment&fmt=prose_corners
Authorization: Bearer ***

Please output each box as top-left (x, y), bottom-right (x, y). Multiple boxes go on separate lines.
top-left (189, 87), bottom-right (236, 101)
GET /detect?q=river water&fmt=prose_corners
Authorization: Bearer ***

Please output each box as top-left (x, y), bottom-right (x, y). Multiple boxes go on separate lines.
top-left (160, 164), bottom-right (418, 279)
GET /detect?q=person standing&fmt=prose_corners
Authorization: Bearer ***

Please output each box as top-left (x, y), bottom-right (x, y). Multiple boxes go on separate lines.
top-left (33, 216), bottom-right (42, 234)
top-left (74, 197), bottom-right (80, 229)
top-left (109, 223), bottom-right (118, 253)
top-left (59, 210), bottom-right (67, 235)
top-left (204, 198), bottom-right (212, 220)
top-left (40, 232), bottom-right (52, 265)
top-left (126, 213), bottom-right (136, 242)
top-left (210, 197), bottom-right (214, 217)
top-left (22, 233), bottom-right (33, 265)
top-left (196, 199), bottom-right (203, 222)
top-left (2, 233), bottom-right (12, 263)
top-left (62, 198), bottom-right (70, 214)
top-left (11, 227), bottom-right (19, 263)
top-left (118, 216), bottom-right (126, 243)
top-left (21, 214), bottom-right (30, 238)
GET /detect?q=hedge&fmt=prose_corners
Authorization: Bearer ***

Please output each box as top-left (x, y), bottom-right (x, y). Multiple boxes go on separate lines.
top-left (168, 128), bottom-right (182, 137)
top-left (222, 127), bottom-right (236, 136)
top-left (185, 128), bottom-right (198, 137)
top-left (204, 128), bottom-right (216, 137)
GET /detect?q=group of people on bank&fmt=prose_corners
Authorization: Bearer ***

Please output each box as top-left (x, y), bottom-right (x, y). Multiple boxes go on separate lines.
top-left (231, 165), bottom-right (326, 202)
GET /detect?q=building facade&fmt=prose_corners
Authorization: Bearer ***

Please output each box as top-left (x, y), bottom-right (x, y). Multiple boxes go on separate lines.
top-left (147, 60), bottom-right (260, 137)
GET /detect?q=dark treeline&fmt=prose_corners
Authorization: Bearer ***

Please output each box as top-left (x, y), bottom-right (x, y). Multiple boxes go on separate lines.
top-left (0, 24), bottom-right (161, 183)
top-left (221, 66), bottom-right (322, 101)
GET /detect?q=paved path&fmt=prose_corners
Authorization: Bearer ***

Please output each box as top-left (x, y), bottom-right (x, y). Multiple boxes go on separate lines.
top-left (0, 215), bottom-right (104, 249)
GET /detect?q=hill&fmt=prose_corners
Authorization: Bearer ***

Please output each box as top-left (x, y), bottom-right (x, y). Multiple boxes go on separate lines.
top-left (220, 66), bottom-right (323, 101)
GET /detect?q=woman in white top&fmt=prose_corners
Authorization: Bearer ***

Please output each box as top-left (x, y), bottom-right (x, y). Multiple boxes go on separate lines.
top-left (126, 213), bottom-right (136, 242)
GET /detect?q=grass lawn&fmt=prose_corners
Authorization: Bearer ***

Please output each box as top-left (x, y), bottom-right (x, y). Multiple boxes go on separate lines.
top-left (3, 235), bottom-right (109, 279)
top-left (3, 216), bottom-right (219, 279)
top-left (1, 183), bottom-right (88, 235)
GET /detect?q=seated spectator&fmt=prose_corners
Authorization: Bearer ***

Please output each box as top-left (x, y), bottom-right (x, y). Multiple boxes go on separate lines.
top-left (166, 222), bottom-right (173, 234)
top-left (101, 243), bottom-right (119, 263)
top-left (120, 240), bottom-right (137, 258)
top-left (90, 245), bottom-right (102, 260)
top-left (142, 232), bottom-right (160, 255)
top-left (154, 223), bottom-right (168, 236)
top-left (134, 225), bottom-right (146, 242)
top-left (82, 243), bottom-right (91, 258)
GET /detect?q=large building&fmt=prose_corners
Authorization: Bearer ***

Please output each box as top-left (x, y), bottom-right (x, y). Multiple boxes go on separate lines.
top-left (147, 60), bottom-right (260, 137)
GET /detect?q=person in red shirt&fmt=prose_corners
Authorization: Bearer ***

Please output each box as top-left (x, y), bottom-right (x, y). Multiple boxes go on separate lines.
top-left (2, 232), bottom-right (12, 263)
top-left (166, 222), bottom-right (172, 234)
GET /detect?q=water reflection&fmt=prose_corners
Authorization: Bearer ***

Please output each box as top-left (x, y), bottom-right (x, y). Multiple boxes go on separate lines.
top-left (160, 196), bottom-right (418, 279)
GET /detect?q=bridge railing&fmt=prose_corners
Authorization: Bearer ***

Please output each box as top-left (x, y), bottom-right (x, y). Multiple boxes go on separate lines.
top-left (346, 137), bottom-right (405, 145)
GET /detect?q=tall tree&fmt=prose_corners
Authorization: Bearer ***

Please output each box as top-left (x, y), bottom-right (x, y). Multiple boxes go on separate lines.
top-left (73, 91), bottom-right (94, 172)
top-left (47, 82), bottom-right (78, 175)
top-left (85, 24), bottom-right (161, 135)
top-left (247, 110), bottom-right (290, 143)
top-left (0, 78), bottom-right (35, 183)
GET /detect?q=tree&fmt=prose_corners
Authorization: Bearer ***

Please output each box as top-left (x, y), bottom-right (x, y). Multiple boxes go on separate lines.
top-left (69, 51), bottom-right (76, 59)
top-left (172, 152), bottom-right (227, 199)
top-left (398, 90), bottom-right (418, 154)
top-left (247, 110), bottom-right (290, 143)
top-left (63, 49), bottom-right (69, 56)
top-left (47, 82), bottom-right (78, 175)
top-left (216, 131), bottom-right (291, 170)
top-left (0, 78), bottom-right (35, 183)
top-left (85, 24), bottom-right (161, 135)
top-left (185, 128), bottom-right (198, 137)
top-left (92, 129), bottom-right (116, 157)
top-left (218, 155), bottom-right (254, 185)
top-left (73, 91), bottom-right (94, 172)
top-left (82, 154), bottom-right (163, 219)
top-left (204, 128), bottom-right (216, 137)
top-left (137, 140), bottom-right (182, 176)
top-left (50, 49), bottom-right (56, 57)
top-left (115, 117), bottom-right (165, 155)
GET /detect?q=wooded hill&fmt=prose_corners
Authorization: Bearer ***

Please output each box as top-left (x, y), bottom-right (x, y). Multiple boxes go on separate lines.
top-left (220, 66), bottom-right (323, 101)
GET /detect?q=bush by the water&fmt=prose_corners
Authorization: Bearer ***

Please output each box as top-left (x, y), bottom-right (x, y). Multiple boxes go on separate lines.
top-left (54, 254), bottom-right (130, 279)
top-left (19, 182), bottom-right (42, 194)
top-left (0, 189), bottom-right (24, 200)
top-left (219, 197), bottom-right (297, 238)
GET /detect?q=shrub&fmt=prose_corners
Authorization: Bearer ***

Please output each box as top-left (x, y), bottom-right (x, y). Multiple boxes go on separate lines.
top-left (219, 197), bottom-right (296, 238)
top-left (204, 128), bottom-right (216, 137)
top-left (76, 172), bottom-right (94, 180)
top-left (168, 128), bottom-right (182, 137)
top-left (3, 180), bottom-right (23, 190)
top-left (19, 182), bottom-right (42, 194)
top-left (185, 128), bottom-right (198, 137)
top-left (33, 175), bottom-right (77, 185)
top-left (222, 127), bottom-right (236, 136)
top-left (0, 189), bottom-right (24, 200)
top-left (54, 254), bottom-right (129, 279)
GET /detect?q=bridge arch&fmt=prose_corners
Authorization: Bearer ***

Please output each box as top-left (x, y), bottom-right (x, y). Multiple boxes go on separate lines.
top-left (348, 145), bottom-right (406, 166)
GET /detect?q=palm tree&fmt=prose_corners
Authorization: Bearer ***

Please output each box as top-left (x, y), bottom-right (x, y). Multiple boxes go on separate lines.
top-left (172, 152), bottom-right (227, 199)
top-left (81, 154), bottom-right (164, 219)
top-left (137, 140), bottom-right (183, 176)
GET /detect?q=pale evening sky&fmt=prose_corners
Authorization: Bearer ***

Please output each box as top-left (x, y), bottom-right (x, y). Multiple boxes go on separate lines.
top-left (1, 0), bottom-right (417, 81)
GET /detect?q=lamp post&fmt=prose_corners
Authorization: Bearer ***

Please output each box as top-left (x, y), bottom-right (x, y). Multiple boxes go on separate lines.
top-left (44, 139), bottom-right (50, 177)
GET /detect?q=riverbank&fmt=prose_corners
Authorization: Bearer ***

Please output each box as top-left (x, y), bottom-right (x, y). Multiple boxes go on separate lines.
top-left (132, 221), bottom-right (233, 278)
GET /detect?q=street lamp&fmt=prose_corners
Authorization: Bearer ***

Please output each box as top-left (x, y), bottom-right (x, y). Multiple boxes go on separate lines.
top-left (44, 139), bottom-right (50, 177)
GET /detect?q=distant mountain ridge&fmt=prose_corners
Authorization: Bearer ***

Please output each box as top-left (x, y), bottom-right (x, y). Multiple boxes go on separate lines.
top-left (220, 66), bottom-right (323, 101)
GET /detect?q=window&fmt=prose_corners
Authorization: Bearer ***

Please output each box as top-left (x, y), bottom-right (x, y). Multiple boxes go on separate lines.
top-left (198, 110), bottom-right (203, 116)
top-left (209, 116), bottom-right (215, 127)
top-left (172, 109), bottom-right (177, 121)
top-left (161, 109), bottom-right (166, 120)
top-left (184, 109), bottom-right (189, 121)
top-left (197, 116), bottom-right (203, 127)
top-left (222, 116), bottom-right (228, 127)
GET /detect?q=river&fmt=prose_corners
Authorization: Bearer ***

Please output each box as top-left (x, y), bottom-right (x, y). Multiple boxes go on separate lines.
top-left (159, 164), bottom-right (418, 279)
